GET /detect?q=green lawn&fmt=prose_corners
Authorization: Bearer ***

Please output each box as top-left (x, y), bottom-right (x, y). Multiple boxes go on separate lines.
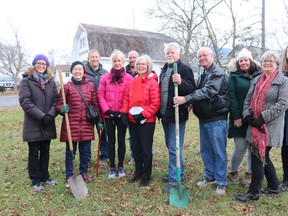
top-left (0, 107), bottom-right (287, 215)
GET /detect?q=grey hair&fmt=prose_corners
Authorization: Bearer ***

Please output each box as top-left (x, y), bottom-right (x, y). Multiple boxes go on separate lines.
top-left (260, 50), bottom-right (280, 65)
top-left (110, 50), bottom-right (125, 63)
top-left (163, 42), bottom-right (181, 54)
top-left (197, 47), bottom-right (214, 57)
top-left (135, 54), bottom-right (153, 73)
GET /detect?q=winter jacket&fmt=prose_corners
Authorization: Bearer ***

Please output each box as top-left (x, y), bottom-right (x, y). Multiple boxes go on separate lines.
top-left (120, 71), bottom-right (160, 123)
top-left (19, 75), bottom-right (58, 142)
top-left (56, 78), bottom-right (100, 142)
top-left (188, 62), bottom-right (230, 123)
top-left (98, 70), bottom-right (133, 118)
top-left (158, 59), bottom-right (196, 122)
top-left (83, 60), bottom-right (107, 92)
top-left (243, 71), bottom-right (288, 148)
top-left (228, 70), bottom-right (261, 138)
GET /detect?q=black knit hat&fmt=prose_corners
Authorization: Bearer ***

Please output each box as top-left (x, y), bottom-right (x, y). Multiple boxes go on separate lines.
top-left (70, 61), bottom-right (85, 73)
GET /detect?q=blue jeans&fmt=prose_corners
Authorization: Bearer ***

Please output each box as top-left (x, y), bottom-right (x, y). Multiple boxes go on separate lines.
top-left (65, 140), bottom-right (91, 178)
top-left (162, 121), bottom-right (186, 186)
top-left (199, 119), bottom-right (228, 186)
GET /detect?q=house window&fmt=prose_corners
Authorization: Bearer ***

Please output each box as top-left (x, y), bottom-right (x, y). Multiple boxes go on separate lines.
top-left (80, 38), bottom-right (87, 49)
top-left (65, 72), bottom-right (70, 78)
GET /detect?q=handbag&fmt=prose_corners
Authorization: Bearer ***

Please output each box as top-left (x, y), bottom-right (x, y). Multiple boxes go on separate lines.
top-left (73, 84), bottom-right (99, 124)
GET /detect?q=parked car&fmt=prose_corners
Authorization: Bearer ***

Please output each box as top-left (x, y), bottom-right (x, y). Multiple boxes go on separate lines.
top-left (0, 75), bottom-right (14, 92)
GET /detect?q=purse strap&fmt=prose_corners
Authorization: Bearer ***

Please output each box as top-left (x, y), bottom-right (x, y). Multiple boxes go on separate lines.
top-left (73, 84), bottom-right (89, 108)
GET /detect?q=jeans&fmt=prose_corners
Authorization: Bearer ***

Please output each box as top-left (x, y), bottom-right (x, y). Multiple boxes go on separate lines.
top-left (199, 119), bottom-right (228, 186)
top-left (28, 140), bottom-right (51, 185)
top-left (65, 140), bottom-right (91, 178)
top-left (230, 137), bottom-right (251, 173)
top-left (162, 121), bottom-right (186, 186)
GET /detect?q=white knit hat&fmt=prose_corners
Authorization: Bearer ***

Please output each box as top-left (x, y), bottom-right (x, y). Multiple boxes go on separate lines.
top-left (236, 48), bottom-right (253, 61)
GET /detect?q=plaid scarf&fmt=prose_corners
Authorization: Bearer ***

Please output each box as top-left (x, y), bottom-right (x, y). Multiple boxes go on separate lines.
top-left (250, 70), bottom-right (278, 162)
top-left (33, 72), bottom-right (49, 89)
top-left (110, 67), bottom-right (125, 84)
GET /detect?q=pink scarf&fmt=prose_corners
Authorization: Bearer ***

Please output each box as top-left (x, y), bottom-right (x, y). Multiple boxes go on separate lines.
top-left (250, 70), bottom-right (278, 161)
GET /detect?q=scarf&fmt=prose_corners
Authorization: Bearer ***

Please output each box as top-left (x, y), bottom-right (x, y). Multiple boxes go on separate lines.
top-left (110, 67), bottom-right (125, 84)
top-left (33, 72), bottom-right (49, 89)
top-left (250, 70), bottom-right (278, 162)
top-left (71, 77), bottom-right (84, 85)
top-left (130, 72), bottom-right (148, 107)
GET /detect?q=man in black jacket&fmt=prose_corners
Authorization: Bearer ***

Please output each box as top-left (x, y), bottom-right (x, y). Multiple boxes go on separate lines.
top-left (83, 49), bottom-right (108, 168)
top-left (159, 42), bottom-right (196, 193)
top-left (173, 47), bottom-right (229, 196)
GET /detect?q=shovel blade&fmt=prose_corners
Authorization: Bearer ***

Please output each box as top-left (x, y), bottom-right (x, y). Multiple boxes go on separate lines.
top-left (169, 186), bottom-right (189, 208)
top-left (68, 175), bottom-right (88, 199)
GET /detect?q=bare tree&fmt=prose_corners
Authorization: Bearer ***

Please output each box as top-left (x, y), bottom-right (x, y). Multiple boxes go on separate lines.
top-left (0, 23), bottom-right (29, 91)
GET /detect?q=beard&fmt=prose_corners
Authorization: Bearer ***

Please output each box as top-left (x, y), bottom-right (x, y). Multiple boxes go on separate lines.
top-left (166, 58), bottom-right (175, 64)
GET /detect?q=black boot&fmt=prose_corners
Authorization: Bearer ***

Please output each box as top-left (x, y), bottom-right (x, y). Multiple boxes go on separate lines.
top-left (235, 192), bottom-right (260, 202)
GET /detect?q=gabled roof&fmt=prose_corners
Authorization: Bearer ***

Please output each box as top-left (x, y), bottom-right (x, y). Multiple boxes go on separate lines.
top-left (79, 23), bottom-right (175, 61)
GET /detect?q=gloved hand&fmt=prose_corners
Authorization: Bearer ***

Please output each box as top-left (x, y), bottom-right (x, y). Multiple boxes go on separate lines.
top-left (121, 113), bottom-right (128, 127)
top-left (41, 114), bottom-right (54, 126)
top-left (251, 115), bottom-right (265, 129)
top-left (105, 110), bottom-right (121, 119)
top-left (97, 122), bottom-right (104, 133)
top-left (132, 113), bottom-right (145, 123)
top-left (61, 105), bottom-right (69, 113)
top-left (243, 115), bottom-right (255, 125)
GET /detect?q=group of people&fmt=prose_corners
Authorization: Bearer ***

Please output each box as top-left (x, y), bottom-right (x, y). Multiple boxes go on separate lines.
top-left (19, 42), bottom-right (288, 202)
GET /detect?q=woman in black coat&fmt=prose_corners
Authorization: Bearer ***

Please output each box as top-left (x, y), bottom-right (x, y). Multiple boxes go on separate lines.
top-left (19, 54), bottom-right (58, 191)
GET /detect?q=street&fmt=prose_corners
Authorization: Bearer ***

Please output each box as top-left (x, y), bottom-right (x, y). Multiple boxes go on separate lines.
top-left (0, 95), bottom-right (20, 107)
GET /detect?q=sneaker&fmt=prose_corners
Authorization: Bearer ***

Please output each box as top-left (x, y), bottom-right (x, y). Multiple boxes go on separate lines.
top-left (100, 160), bottom-right (108, 168)
top-left (128, 158), bottom-right (135, 165)
top-left (196, 178), bottom-right (216, 187)
top-left (163, 184), bottom-right (177, 193)
top-left (216, 184), bottom-right (226, 195)
top-left (65, 178), bottom-right (70, 189)
top-left (118, 167), bottom-right (126, 178)
top-left (279, 181), bottom-right (288, 191)
top-left (261, 187), bottom-right (281, 194)
top-left (241, 172), bottom-right (252, 186)
top-left (227, 171), bottom-right (240, 184)
top-left (108, 168), bottom-right (116, 179)
top-left (33, 184), bottom-right (44, 191)
top-left (82, 173), bottom-right (93, 183)
top-left (44, 179), bottom-right (58, 185)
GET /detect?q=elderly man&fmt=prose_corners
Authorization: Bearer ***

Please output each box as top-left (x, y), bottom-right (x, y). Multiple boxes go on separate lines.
top-left (174, 47), bottom-right (230, 195)
top-left (83, 49), bottom-right (108, 168)
top-left (159, 42), bottom-right (196, 193)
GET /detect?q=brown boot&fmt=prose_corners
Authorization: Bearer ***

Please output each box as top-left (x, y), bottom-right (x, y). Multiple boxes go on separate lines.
top-left (227, 171), bottom-right (240, 184)
top-left (242, 172), bottom-right (251, 186)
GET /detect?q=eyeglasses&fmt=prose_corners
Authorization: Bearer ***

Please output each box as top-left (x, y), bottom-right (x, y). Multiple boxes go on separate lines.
top-left (136, 63), bottom-right (147, 66)
top-left (262, 60), bottom-right (275, 64)
top-left (36, 62), bottom-right (47, 66)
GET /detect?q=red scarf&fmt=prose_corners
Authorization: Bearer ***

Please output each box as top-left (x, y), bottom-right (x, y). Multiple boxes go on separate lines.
top-left (250, 70), bottom-right (278, 161)
top-left (130, 72), bottom-right (148, 107)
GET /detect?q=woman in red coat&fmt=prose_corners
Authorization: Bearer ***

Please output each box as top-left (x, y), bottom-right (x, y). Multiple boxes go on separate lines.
top-left (56, 61), bottom-right (101, 188)
top-left (121, 54), bottom-right (160, 187)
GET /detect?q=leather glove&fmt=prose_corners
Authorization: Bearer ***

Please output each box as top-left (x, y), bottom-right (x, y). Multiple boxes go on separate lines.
top-left (61, 105), bottom-right (69, 113)
top-left (121, 113), bottom-right (128, 127)
top-left (132, 113), bottom-right (145, 123)
top-left (41, 114), bottom-right (54, 126)
top-left (251, 115), bottom-right (265, 129)
top-left (243, 115), bottom-right (255, 125)
top-left (105, 110), bottom-right (121, 119)
top-left (97, 122), bottom-right (104, 133)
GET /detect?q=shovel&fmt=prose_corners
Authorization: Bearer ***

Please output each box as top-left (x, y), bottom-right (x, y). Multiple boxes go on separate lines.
top-left (169, 63), bottom-right (189, 208)
top-left (96, 128), bottom-right (102, 177)
top-left (59, 69), bottom-right (88, 199)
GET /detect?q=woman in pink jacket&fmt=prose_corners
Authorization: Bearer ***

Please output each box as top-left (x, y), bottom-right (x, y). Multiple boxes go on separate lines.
top-left (121, 55), bottom-right (160, 187)
top-left (98, 50), bottom-right (133, 179)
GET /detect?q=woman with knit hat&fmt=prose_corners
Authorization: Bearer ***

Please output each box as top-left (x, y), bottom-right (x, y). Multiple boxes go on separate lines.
top-left (98, 50), bottom-right (133, 179)
top-left (236, 50), bottom-right (288, 202)
top-left (56, 61), bottom-right (101, 188)
top-left (120, 54), bottom-right (160, 187)
top-left (227, 48), bottom-right (261, 186)
top-left (19, 54), bottom-right (58, 191)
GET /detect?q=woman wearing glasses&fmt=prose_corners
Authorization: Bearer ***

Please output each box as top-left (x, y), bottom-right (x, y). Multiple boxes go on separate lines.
top-left (121, 55), bottom-right (160, 187)
top-left (236, 50), bottom-right (288, 202)
top-left (19, 54), bottom-right (58, 191)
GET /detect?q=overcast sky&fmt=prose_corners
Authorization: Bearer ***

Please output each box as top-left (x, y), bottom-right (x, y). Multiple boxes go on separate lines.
top-left (0, 0), bottom-right (286, 59)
